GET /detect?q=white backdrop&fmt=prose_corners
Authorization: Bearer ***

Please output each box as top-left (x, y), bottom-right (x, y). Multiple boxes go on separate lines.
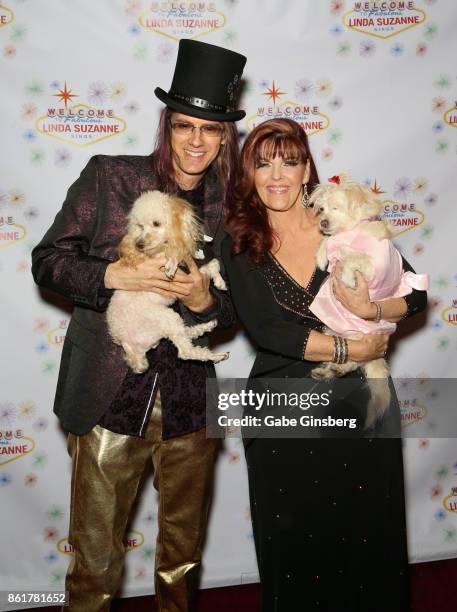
top-left (1, 0), bottom-right (457, 604)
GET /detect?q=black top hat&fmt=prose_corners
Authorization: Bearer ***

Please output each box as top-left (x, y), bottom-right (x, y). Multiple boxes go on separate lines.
top-left (154, 39), bottom-right (247, 122)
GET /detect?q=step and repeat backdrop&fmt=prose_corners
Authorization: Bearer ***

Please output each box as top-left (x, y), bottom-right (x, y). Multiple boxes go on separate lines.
top-left (1, 0), bottom-right (457, 603)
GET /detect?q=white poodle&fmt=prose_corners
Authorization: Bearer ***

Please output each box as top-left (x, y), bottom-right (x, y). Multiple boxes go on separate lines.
top-left (308, 178), bottom-right (428, 427)
top-left (106, 190), bottom-right (229, 373)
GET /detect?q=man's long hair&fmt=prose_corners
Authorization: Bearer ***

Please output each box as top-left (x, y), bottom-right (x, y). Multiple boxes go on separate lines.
top-left (151, 107), bottom-right (239, 208)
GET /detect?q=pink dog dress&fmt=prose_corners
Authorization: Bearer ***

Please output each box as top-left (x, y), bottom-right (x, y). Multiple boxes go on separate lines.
top-left (309, 227), bottom-right (429, 336)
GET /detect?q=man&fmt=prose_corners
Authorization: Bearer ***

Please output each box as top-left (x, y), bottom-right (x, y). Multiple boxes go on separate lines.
top-left (31, 40), bottom-right (246, 612)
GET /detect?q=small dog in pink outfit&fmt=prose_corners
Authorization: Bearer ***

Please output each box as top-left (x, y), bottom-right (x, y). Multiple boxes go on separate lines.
top-left (309, 178), bottom-right (428, 427)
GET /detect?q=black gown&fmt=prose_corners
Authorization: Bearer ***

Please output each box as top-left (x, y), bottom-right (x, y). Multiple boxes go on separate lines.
top-left (221, 237), bottom-right (427, 612)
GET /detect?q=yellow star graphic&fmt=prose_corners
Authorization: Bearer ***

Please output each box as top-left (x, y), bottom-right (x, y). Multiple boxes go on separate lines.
top-left (263, 81), bottom-right (286, 105)
top-left (53, 82), bottom-right (78, 109)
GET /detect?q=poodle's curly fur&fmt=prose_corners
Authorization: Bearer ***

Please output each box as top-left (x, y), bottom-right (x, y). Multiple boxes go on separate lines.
top-left (106, 190), bottom-right (228, 373)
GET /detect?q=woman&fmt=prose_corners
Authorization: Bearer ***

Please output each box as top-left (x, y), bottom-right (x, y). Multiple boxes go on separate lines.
top-left (221, 118), bottom-right (427, 611)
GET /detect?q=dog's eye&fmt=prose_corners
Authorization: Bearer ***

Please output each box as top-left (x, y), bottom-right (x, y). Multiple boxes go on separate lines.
top-left (153, 221), bottom-right (161, 227)
top-left (138, 224), bottom-right (144, 230)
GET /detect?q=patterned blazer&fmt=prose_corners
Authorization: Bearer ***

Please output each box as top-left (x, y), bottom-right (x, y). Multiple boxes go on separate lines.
top-left (31, 155), bottom-right (234, 437)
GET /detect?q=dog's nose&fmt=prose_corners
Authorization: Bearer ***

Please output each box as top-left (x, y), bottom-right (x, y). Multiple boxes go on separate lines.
top-left (320, 219), bottom-right (329, 229)
top-left (136, 239), bottom-right (145, 250)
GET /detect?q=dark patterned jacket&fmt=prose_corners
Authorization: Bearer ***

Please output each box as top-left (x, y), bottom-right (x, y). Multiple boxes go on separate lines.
top-left (31, 155), bottom-right (234, 438)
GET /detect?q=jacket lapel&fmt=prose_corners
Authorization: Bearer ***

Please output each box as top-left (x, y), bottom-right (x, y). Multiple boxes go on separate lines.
top-left (202, 168), bottom-right (223, 239)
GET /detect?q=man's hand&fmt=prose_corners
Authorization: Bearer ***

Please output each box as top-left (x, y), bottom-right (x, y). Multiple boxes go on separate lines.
top-left (331, 262), bottom-right (376, 320)
top-left (104, 256), bottom-right (194, 299)
top-left (104, 257), bottom-right (215, 311)
top-left (178, 259), bottom-right (215, 313)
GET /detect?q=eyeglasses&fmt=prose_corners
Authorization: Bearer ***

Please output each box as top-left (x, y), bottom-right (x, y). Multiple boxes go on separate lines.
top-left (170, 120), bottom-right (224, 138)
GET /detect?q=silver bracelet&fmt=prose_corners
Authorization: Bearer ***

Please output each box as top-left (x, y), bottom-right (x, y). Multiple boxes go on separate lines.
top-left (373, 301), bottom-right (382, 323)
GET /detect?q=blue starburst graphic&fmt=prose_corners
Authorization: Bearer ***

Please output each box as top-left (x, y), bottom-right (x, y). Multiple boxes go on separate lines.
top-left (23, 129), bottom-right (36, 142)
top-left (45, 551), bottom-right (59, 563)
top-left (435, 509), bottom-right (446, 522)
top-left (330, 24), bottom-right (342, 36)
top-left (128, 24), bottom-right (141, 35)
top-left (432, 122), bottom-right (444, 133)
top-left (391, 43), bottom-right (404, 56)
top-left (0, 473), bottom-right (12, 486)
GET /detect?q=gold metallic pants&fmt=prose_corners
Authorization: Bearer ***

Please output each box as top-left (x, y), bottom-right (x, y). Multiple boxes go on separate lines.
top-left (64, 393), bottom-right (218, 612)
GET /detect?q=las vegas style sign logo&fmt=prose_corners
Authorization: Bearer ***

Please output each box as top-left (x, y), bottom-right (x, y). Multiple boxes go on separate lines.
top-left (342, 1), bottom-right (426, 39)
top-left (35, 82), bottom-right (126, 148)
top-left (139, 1), bottom-right (227, 41)
top-left (246, 81), bottom-right (330, 135)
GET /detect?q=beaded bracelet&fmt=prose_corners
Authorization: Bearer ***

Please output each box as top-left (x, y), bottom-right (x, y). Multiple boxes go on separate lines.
top-left (340, 337), bottom-right (348, 364)
top-left (332, 336), bottom-right (348, 364)
top-left (332, 335), bottom-right (340, 364)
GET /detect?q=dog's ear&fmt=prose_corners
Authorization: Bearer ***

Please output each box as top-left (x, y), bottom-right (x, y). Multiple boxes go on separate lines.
top-left (348, 184), bottom-right (382, 221)
top-left (119, 234), bottom-right (139, 268)
top-left (168, 197), bottom-right (201, 261)
top-left (359, 187), bottom-right (383, 220)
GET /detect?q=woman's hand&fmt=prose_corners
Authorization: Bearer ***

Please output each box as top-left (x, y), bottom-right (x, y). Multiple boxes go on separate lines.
top-left (332, 263), bottom-right (376, 320)
top-left (348, 333), bottom-right (389, 362)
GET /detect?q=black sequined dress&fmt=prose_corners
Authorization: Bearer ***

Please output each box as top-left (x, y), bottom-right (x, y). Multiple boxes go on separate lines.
top-left (221, 238), bottom-right (426, 612)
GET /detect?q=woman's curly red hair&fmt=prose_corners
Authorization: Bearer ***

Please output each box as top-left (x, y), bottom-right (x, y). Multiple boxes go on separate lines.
top-left (225, 118), bottom-right (319, 265)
